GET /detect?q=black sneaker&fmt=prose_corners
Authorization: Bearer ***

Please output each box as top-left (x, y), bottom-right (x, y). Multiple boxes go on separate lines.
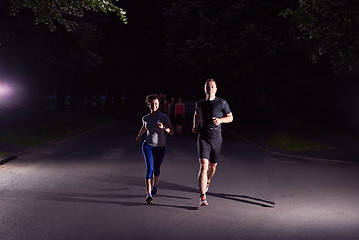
top-left (151, 186), bottom-right (157, 196)
top-left (145, 194), bottom-right (153, 204)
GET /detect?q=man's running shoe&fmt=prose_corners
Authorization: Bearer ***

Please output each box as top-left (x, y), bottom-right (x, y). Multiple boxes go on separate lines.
top-left (205, 180), bottom-right (211, 193)
top-left (199, 194), bottom-right (208, 206)
top-left (151, 186), bottom-right (157, 196)
top-left (145, 194), bottom-right (153, 204)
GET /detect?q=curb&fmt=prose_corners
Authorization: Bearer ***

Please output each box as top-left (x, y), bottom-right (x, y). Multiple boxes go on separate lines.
top-left (0, 121), bottom-right (118, 165)
top-left (0, 155), bottom-right (17, 165)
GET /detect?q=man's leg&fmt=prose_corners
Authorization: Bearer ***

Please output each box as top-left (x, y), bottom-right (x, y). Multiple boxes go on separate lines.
top-left (205, 137), bottom-right (221, 192)
top-left (198, 158), bottom-right (209, 195)
top-left (205, 162), bottom-right (217, 193)
top-left (207, 163), bottom-right (217, 182)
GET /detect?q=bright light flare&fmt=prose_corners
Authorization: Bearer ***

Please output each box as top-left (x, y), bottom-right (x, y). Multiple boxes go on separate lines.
top-left (0, 83), bottom-right (12, 97)
top-left (0, 82), bottom-right (22, 108)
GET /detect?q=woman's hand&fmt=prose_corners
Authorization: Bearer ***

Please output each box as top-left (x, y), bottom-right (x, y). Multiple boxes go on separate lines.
top-left (157, 121), bottom-right (164, 129)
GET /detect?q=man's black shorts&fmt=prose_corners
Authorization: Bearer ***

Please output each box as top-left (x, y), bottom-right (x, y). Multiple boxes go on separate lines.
top-left (197, 136), bottom-right (223, 163)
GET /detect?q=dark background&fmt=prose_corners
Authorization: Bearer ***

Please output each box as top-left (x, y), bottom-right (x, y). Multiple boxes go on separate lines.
top-left (0, 0), bottom-right (358, 131)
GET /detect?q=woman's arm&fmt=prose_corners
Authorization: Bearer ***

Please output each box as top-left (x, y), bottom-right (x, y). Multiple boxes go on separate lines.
top-left (165, 123), bottom-right (174, 136)
top-left (158, 121), bottom-right (174, 136)
top-left (136, 124), bottom-right (147, 142)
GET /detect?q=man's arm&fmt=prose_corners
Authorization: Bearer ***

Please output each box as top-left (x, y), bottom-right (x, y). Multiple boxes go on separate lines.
top-left (213, 112), bottom-right (233, 126)
top-left (192, 112), bottom-right (201, 134)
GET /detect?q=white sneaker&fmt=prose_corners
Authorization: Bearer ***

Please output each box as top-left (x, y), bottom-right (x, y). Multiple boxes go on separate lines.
top-left (200, 195), bottom-right (208, 206)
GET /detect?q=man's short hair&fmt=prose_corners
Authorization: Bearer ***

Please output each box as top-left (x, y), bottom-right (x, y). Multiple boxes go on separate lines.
top-left (204, 78), bottom-right (217, 86)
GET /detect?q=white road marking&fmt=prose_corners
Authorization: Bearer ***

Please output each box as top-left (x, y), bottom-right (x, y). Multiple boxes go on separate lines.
top-left (219, 155), bottom-right (230, 162)
top-left (101, 148), bottom-right (125, 159)
top-left (173, 149), bottom-right (193, 160)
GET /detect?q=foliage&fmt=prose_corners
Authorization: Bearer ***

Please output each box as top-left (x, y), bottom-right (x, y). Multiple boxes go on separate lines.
top-left (0, 0), bottom-right (127, 107)
top-left (267, 133), bottom-right (334, 152)
top-left (0, 111), bottom-right (115, 146)
top-left (282, 0), bottom-right (359, 77)
top-left (8, 0), bottom-right (127, 31)
top-left (0, 152), bottom-right (7, 157)
top-left (161, 0), bottom-right (289, 82)
top-left (0, 10), bottom-right (106, 95)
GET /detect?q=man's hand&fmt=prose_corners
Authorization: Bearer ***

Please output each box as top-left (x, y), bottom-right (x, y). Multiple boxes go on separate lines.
top-left (212, 117), bottom-right (221, 126)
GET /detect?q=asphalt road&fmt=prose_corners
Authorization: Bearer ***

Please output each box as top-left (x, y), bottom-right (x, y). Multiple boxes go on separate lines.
top-left (1, 120), bottom-right (359, 240)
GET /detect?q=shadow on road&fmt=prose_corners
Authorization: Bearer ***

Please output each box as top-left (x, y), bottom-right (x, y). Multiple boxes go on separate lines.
top-left (208, 192), bottom-right (275, 208)
top-left (41, 173), bottom-right (275, 210)
top-left (44, 192), bottom-right (198, 211)
top-left (111, 175), bottom-right (276, 208)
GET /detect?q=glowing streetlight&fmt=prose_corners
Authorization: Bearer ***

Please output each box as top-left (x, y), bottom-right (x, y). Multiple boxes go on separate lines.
top-left (0, 82), bottom-right (14, 106)
top-left (0, 84), bottom-right (6, 95)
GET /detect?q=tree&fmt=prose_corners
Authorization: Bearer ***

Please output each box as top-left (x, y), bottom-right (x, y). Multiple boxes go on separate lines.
top-left (0, 0), bottom-right (128, 110)
top-left (161, 0), bottom-right (289, 80)
top-left (161, 0), bottom-right (294, 105)
top-left (6, 0), bottom-right (127, 31)
top-left (283, 0), bottom-right (359, 77)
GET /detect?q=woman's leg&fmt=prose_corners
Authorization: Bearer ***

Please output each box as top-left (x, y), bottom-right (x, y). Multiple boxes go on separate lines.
top-left (152, 146), bottom-right (166, 187)
top-left (142, 143), bottom-right (154, 194)
top-left (145, 178), bottom-right (153, 194)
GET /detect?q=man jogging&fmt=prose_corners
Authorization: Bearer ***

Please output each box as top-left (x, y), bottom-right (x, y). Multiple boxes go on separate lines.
top-left (192, 79), bottom-right (233, 206)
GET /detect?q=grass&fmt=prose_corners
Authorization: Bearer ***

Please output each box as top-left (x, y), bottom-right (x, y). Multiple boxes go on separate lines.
top-left (0, 111), bottom-right (115, 147)
top-left (0, 152), bottom-right (8, 157)
top-left (267, 133), bottom-right (334, 152)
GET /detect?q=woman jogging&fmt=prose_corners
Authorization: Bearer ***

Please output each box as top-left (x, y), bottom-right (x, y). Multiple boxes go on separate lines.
top-left (136, 94), bottom-right (174, 204)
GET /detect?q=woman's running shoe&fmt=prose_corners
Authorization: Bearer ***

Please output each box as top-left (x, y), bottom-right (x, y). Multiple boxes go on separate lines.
top-left (145, 194), bottom-right (153, 204)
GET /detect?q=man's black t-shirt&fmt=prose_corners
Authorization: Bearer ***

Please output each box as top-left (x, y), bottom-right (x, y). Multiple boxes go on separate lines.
top-left (195, 97), bottom-right (231, 138)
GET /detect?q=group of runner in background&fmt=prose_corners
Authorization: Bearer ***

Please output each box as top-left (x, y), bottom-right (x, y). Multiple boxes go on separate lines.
top-left (158, 93), bottom-right (185, 135)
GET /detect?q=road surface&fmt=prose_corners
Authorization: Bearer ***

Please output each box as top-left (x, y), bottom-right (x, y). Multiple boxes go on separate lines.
top-left (1, 120), bottom-right (359, 240)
